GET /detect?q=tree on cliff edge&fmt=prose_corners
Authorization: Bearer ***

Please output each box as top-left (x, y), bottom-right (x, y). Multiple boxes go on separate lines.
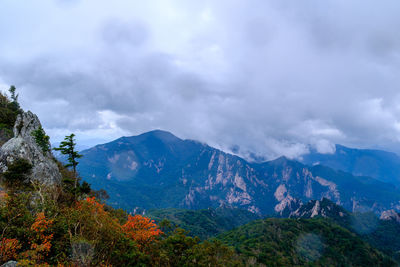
top-left (54, 133), bottom-right (82, 189)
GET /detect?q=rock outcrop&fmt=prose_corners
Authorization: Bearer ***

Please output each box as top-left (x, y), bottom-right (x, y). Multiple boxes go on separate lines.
top-left (0, 111), bottom-right (61, 185)
top-left (380, 209), bottom-right (400, 223)
top-left (289, 198), bottom-right (350, 221)
top-left (76, 130), bottom-right (400, 214)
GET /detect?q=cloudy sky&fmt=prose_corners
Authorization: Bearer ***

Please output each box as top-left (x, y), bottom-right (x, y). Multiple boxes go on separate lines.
top-left (1, 0), bottom-right (400, 159)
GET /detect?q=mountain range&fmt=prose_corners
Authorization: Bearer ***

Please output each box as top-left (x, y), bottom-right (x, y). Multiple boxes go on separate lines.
top-left (302, 144), bottom-right (400, 186)
top-left (77, 130), bottom-right (400, 216)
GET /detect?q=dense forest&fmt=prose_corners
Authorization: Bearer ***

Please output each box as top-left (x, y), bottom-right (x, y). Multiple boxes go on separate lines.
top-left (218, 218), bottom-right (395, 266)
top-left (147, 207), bottom-right (261, 240)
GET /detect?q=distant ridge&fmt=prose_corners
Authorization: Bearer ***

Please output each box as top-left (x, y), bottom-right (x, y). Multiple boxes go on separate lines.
top-left (302, 144), bottom-right (400, 185)
top-left (77, 130), bottom-right (400, 215)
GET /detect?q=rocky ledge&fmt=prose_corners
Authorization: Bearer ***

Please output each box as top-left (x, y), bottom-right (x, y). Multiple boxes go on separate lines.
top-left (0, 111), bottom-right (61, 185)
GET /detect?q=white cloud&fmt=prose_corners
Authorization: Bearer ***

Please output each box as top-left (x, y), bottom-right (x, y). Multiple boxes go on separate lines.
top-left (1, 0), bottom-right (400, 159)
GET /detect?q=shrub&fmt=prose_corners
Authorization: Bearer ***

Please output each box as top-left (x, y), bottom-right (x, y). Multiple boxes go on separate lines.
top-left (2, 159), bottom-right (32, 190)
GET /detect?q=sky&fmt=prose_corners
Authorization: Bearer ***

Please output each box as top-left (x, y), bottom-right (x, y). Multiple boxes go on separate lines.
top-left (1, 0), bottom-right (400, 160)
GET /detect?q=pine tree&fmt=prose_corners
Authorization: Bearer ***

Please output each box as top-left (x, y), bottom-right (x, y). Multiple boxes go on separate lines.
top-left (54, 134), bottom-right (82, 188)
top-left (8, 85), bottom-right (18, 103)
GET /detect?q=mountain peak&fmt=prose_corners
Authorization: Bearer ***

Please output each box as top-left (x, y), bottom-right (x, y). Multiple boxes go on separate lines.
top-left (139, 129), bottom-right (180, 140)
top-left (270, 156), bottom-right (289, 164)
top-left (118, 129), bottom-right (182, 145)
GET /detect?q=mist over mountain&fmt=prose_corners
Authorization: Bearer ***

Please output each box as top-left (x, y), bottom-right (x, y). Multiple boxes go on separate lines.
top-left (77, 130), bottom-right (400, 215)
top-left (3, 1), bottom-right (400, 265)
top-left (302, 144), bottom-right (400, 186)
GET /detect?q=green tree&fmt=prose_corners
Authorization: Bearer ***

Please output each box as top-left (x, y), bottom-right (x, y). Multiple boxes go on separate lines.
top-left (8, 85), bottom-right (18, 103)
top-left (7, 85), bottom-right (20, 112)
top-left (31, 127), bottom-right (50, 153)
top-left (54, 134), bottom-right (82, 189)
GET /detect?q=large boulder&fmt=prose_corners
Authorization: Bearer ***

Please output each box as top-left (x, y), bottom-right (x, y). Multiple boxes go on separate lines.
top-left (0, 111), bottom-right (61, 185)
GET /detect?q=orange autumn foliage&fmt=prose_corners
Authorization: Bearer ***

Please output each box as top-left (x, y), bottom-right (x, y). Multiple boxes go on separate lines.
top-left (122, 215), bottom-right (162, 247)
top-left (73, 197), bottom-right (121, 239)
top-left (30, 212), bottom-right (54, 255)
top-left (76, 196), bottom-right (106, 215)
top-left (0, 238), bottom-right (21, 262)
top-left (19, 212), bottom-right (54, 264)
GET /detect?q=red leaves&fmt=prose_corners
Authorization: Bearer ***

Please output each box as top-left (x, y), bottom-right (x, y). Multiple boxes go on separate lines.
top-left (31, 212), bottom-right (54, 234)
top-left (122, 215), bottom-right (163, 247)
top-left (75, 197), bottom-right (163, 248)
top-left (19, 212), bottom-right (54, 264)
top-left (0, 238), bottom-right (21, 262)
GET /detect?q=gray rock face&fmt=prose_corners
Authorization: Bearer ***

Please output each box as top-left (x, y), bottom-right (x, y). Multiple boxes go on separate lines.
top-left (76, 130), bottom-right (400, 214)
top-left (0, 111), bottom-right (61, 185)
top-left (289, 198), bottom-right (350, 220)
top-left (380, 209), bottom-right (400, 223)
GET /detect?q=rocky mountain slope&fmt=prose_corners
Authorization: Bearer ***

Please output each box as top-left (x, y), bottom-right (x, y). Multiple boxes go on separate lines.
top-left (284, 198), bottom-right (400, 260)
top-left (0, 111), bottom-right (61, 185)
top-left (77, 130), bottom-right (400, 215)
top-left (288, 198), bottom-right (350, 220)
top-left (302, 144), bottom-right (400, 186)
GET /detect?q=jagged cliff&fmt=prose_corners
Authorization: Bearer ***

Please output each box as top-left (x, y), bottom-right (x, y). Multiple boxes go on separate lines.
top-left (0, 111), bottom-right (61, 185)
top-left (77, 130), bottom-right (400, 215)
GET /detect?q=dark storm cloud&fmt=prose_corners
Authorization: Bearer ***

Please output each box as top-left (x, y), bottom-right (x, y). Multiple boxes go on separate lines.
top-left (1, 0), bottom-right (400, 158)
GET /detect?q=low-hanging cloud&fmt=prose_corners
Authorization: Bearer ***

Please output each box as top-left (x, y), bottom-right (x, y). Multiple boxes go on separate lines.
top-left (1, 0), bottom-right (400, 159)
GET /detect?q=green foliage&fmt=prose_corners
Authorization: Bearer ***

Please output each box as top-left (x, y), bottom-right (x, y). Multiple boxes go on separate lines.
top-left (217, 218), bottom-right (396, 266)
top-left (8, 85), bottom-right (18, 103)
top-left (0, 97), bottom-right (395, 266)
top-left (7, 85), bottom-right (20, 113)
top-left (0, 151), bottom-right (241, 266)
top-left (80, 181), bottom-right (91, 195)
top-left (0, 87), bottom-right (22, 145)
top-left (0, 165), bottom-right (242, 266)
top-left (359, 218), bottom-right (400, 261)
top-left (0, 124), bottom-right (13, 142)
top-left (350, 212), bottom-right (380, 235)
top-left (54, 133), bottom-right (82, 188)
top-left (148, 207), bottom-right (261, 240)
top-left (145, 228), bottom-right (242, 266)
top-left (54, 133), bottom-right (82, 171)
top-left (0, 192), bottom-right (34, 245)
top-left (1, 159), bottom-right (32, 190)
top-left (56, 161), bottom-right (97, 204)
top-left (31, 127), bottom-right (50, 153)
